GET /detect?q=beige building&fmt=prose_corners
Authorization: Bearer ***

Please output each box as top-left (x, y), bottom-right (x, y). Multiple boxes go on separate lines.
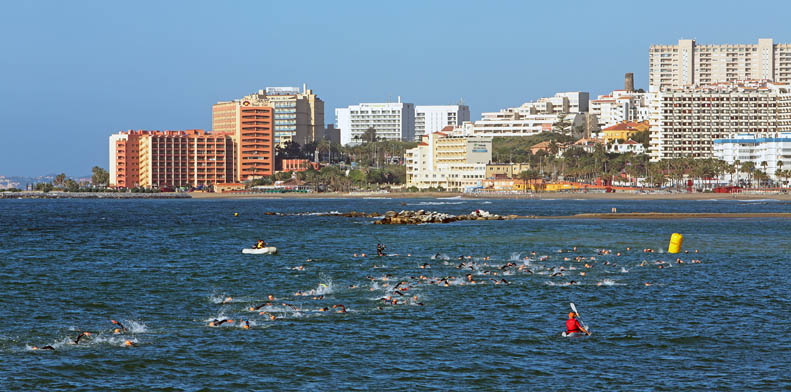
top-left (485, 163), bottom-right (531, 179)
top-left (405, 131), bottom-right (492, 191)
top-left (648, 80), bottom-right (791, 162)
top-left (649, 38), bottom-right (791, 90)
top-left (214, 85), bottom-right (324, 146)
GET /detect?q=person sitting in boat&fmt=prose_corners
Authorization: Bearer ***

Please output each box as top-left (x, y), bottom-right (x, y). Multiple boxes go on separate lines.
top-left (254, 240), bottom-right (267, 249)
top-left (566, 312), bottom-right (588, 335)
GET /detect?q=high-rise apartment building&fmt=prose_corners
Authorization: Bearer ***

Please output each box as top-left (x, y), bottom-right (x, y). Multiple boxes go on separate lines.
top-left (335, 98), bottom-right (415, 145)
top-left (109, 130), bottom-right (237, 188)
top-left (649, 38), bottom-right (791, 90)
top-left (414, 105), bottom-right (471, 140)
top-left (214, 85), bottom-right (324, 146)
top-left (212, 101), bottom-right (275, 180)
top-left (648, 80), bottom-right (791, 162)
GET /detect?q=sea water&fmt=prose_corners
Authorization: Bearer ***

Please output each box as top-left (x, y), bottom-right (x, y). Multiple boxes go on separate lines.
top-left (1, 198), bottom-right (790, 390)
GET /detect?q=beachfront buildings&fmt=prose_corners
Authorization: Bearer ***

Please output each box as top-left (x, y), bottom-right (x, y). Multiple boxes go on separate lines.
top-left (405, 130), bottom-right (492, 191)
top-left (414, 105), bottom-right (470, 141)
top-left (213, 86), bottom-right (324, 146)
top-left (336, 98), bottom-right (416, 145)
top-left (649, 38), bottom-right (791, 90)
top-left (713, 132), bottom-right (791, 181)
top-left (601, 121), bottom-right (649, 144)
top-left (455, 92), bottom-right (591, 139)
top-left (589, 90), bottom-right (650, 128)
top-left (109, 130), bottom-right (239, 188)
top-left (212, 102), bottom-right (275, 180)
top-left (647, 80), bottom-right (791, 162)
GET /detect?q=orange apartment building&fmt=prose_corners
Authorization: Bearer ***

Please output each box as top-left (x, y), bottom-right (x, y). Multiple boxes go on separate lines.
top-left (109, 102), bottom-right (274, 188)
top-left (212, 101), bottom-right (275, 181)
top-left (110, 130), bottom-right (237, 188)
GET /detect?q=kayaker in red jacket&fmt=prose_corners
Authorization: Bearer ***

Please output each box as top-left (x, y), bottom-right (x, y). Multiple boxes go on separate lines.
top-left (566, 312), bottom-right (588, 335)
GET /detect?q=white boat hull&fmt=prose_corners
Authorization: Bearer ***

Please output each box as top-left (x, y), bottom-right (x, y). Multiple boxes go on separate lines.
top-left (242, 247), bottom-right (277, 255)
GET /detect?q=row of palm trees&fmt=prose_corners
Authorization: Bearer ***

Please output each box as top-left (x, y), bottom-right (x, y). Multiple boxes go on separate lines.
top-left (512, 144), bottom-right (787, 189)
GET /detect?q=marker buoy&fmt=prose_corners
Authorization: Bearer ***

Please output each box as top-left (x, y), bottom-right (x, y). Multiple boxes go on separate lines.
top-left (668, 233), bottom-right (683, 254)
top-left (234, 212), bottom-right (239, 217)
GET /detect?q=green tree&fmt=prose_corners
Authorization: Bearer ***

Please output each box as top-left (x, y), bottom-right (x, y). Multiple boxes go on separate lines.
top-left (362, 127), bottom-right (377, 143)
top-left (91, 166), bottom-right (109, 186)
top-left (552, 114), bottom-right (571, 135)
top-left (54, 173), bottom-right (66, 186)
top-left (64, 178), bottom-right (80, 192)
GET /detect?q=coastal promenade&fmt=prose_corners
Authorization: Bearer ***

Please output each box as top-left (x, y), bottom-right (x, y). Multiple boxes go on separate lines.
top-left (0, 191), bottom-right (190, 199)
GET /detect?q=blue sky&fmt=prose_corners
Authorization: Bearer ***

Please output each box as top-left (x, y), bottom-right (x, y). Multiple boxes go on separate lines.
top-left (0, 0), bottom-right (788, 176)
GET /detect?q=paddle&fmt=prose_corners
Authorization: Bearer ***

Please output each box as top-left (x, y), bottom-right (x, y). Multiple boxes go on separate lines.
top-left (570, 302), bottom-right (591, 335)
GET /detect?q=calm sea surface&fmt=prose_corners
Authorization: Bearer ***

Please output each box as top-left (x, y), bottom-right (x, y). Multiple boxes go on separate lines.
top-left (1, 198), bottom-right (790, 391)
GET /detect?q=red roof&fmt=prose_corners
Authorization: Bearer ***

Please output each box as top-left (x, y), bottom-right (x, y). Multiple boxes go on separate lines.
top-left (440, 125), bottom-right (454, 132)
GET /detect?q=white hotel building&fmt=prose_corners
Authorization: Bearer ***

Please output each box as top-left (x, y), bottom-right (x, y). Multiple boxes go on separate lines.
top-left (405, 130), bottom-right (492, 191)
top-left (590, 90), bottom-right (650, 128)
top-left (713, 132), bottom-right (791, 180)
top-left (648, 80), bottom-right (791, 162)
top-left (336, 98), bottom-right (415, 145)
top-left (454, 92), bottom-right (589, 138)
top-left (414, 105), bottom-right (470, 141)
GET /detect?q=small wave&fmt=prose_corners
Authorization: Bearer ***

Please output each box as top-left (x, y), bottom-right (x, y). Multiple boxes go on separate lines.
top-left (437, 196), bottom-right (462, 200)
top-left (597, 279), bottom-right (625, 286)
top-left (408, 201), bottom-right (465, 206)
top-left (620, 267), bottom-right (629, 273)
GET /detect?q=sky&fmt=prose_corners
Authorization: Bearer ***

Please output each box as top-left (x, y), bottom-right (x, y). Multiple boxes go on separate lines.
top-left (0, 0), bottom-right (789, 176)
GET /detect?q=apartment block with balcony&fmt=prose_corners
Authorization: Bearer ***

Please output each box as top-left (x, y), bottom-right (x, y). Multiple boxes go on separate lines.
top-left (414, 105), bottom-right (470, 140)
top-left (336, 98), bottom-right (415, 145)
top-left (213, 85), bottom-right (324, 147)
top-left (405, 130), bottom-right (492, 191)
top-left (647, 80), bottom-right (791, 162)
top-left (713, 132), bottom-right (791, 181)
top-left (649, 38), bottom-right (791, 90)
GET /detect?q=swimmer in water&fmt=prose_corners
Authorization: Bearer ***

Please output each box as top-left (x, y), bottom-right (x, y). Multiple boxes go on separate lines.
top-left (421, 263), bottom-right (430, 269)
top-left (111, 319), bottom-right (127, 334)
top-left (332, 304), bottom-right (347, 313)
top-left (209, 319), bottom-right (233, 327)
top-left (249, 302), bottom-right (272, 311)
top-left (123, 340), bottom-right (137, 347)
top-left (72, 331), bottom-right (91, 345)
top-left (242, 320), bottom-right (250, 329)
top-left (33, 345), bottom-right (56, 351)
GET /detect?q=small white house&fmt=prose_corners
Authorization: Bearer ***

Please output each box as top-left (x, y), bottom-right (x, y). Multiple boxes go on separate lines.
top-left (608, 139), bottom-right (645, 154)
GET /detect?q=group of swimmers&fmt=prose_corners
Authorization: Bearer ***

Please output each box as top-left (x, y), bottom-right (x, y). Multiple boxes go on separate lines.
top-left (31, 320), bottom-right (136, 351)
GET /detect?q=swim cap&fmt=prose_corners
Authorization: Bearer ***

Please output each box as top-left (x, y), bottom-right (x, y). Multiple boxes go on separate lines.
top-left (568, 312), bottom-right (576, 318)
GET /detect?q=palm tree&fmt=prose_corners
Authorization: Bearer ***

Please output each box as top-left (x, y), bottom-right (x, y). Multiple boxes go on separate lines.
top-left (741, 161), bottom-right (756, 188)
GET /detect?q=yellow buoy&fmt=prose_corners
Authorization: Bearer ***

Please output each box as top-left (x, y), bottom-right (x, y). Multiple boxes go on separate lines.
top-left (234, 212), bottom-right (239, 217)
top-left (668, 233), bottom-right (683, 254)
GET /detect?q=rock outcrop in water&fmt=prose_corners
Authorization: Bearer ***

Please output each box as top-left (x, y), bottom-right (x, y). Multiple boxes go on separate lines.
top-left (374, 209), bottom-right (509, 224)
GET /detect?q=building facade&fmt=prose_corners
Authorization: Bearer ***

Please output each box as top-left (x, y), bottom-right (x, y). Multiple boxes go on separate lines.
top-left (713, 132), bottom-right (791, 180)
top-left (590, 90), bottom-right (650, 128)
top-left (213, 85), bottom-right (323, 146)
top-left (414, 105), bottom-right (471, 140)
top-left (648, 81), bottom-right (791, 162)
top-left (405, 131), bottom-right (492, 191)
top-left (110, 130), bottom-right (237, 188)
top-left (601, 121), bottom-right (649, 144)
top-left (212, 102), bottom-right (275, 180)
top-left (649, 38), bottom-right (791, 90)
top-left (336, 98), bottom-right (415, 145)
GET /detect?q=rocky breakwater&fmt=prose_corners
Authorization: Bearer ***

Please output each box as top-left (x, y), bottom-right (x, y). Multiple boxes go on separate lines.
top-left (375, 209), bottom-right (513, 224)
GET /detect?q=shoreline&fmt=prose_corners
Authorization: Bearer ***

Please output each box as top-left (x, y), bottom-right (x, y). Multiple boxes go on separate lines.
top-left (3, 190), bottom-right (791, 201)
top-left (188, 191), bottom-right (791, 201)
